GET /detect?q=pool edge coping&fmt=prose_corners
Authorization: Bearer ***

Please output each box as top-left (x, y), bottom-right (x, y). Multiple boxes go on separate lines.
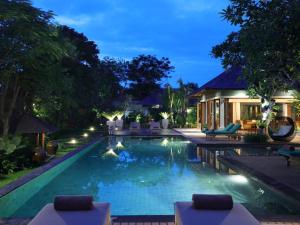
top-left (0, 136), bottom-right (104, 198)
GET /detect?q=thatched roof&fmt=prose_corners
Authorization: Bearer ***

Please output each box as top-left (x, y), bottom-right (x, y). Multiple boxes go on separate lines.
top-left (15, 115), bottom-right (58, 134)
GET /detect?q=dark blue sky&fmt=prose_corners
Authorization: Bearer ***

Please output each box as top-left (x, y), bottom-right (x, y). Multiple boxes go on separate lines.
top-left (32, 0), bottom-right (234, 87)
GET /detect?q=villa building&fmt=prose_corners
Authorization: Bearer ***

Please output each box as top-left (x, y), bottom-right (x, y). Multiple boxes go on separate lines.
top-left (191, 67), bottom-right (298, 130)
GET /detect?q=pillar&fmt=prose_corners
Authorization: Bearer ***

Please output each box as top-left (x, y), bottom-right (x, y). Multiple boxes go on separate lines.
top-left (220, 98), bottom-right (225, 128)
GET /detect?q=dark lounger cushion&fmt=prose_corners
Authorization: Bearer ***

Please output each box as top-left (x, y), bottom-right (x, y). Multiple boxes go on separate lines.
top-left (192, 194), bottom-right (233, 210)
top-left (54, 195), bottom-right (94, 211)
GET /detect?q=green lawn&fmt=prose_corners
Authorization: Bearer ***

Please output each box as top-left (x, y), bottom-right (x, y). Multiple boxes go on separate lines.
top-left (0, 168), bottom-right (33, 189)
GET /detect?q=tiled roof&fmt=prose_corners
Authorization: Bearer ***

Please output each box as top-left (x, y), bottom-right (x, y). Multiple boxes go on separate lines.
top-left (197, 66), bottom-right (247, 92)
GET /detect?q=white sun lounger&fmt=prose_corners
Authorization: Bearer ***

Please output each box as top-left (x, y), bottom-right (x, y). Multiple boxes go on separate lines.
top-left (175, 202), bottom-right (260, 225)
top-left (28, 203), bottom-right (111, 225)
top-left (150, 121), bottom-right (161, 134)
top-left (129, 122), bottom-right (141, 134)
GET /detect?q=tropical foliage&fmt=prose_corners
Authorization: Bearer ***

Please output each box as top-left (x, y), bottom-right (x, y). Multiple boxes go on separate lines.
top-left (212, 0), bottom-right (300, 124)
top-left (0, 0), bottom-right (175, 136)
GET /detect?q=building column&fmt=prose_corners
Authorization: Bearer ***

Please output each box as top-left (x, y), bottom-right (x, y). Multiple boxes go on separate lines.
top-left (205, 101), bottom-right (208, 124)
top-left (197, 103), bottom-right (200, 128)
top-left (282, 103), bottom-right (288, 117)
top-left (220, 98), bottom-right (225, 128)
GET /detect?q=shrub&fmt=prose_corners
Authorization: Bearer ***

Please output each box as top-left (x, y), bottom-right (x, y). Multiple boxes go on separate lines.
top-left (0, 135), bottom-right (34, 175)
top-left (244, 133), bottom-right (269, 143)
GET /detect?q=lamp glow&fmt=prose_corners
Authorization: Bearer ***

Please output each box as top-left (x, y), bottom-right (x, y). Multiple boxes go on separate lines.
top-left (103, 148), bottom-right (118, 157)
top-left (89, 126), bottom-right (95, 131)
top-left (116, 141), bottom-right (124, 149)
top-left (69, 138), bottom-right (78, 144)
top-left (83, 133), bottom-right (89, 138)
top-left (161, 138), bottom-right (169, 147)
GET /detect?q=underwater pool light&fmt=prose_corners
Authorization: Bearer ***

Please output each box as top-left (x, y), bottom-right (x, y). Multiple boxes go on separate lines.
top-left (229, 175), bottom-right (248, 184)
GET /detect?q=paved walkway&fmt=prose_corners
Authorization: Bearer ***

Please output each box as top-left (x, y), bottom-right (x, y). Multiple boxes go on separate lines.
top-left (1, 218), bottom-right (300, 225)
top-left (174, 128), bottom-right (300, 146)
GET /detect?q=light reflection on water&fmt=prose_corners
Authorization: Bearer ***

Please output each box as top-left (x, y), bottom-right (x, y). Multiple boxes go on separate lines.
top-left (0, 136), bottom-right (299, 218)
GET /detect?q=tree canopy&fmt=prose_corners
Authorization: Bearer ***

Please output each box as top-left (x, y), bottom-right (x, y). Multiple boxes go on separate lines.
top-left (212, 0), bottom-right (300, 95)
top-left (127, 55), bottom-right (174, 99)
top-left (212, 0), bottom-right (300, 122)
top-left (0, 1), bottom-right (176, 135)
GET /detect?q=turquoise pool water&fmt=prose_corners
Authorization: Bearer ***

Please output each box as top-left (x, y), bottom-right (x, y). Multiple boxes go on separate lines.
top-left (0, 136), bottom-right (299, 218)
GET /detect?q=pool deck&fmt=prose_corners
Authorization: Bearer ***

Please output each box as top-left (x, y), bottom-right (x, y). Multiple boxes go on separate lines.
top-left (174, 128), bottom-right (300, 146)
top-left (1, 216), bottom-right (300, 225)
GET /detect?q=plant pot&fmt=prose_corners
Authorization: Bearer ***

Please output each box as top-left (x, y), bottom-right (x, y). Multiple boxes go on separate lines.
top-left (106, 121), bottom-right (116, 130)
top-left (46, 141), bottom-right (58, 155)
top-left (162, 119), bottom-right (169, 129)
top-left (115, 119), bottom-right (123, 130)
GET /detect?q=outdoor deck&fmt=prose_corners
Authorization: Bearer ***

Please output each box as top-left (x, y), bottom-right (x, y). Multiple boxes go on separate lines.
top-left (174, 128), bottom-right (300, 146)
top-left (1, 217), bottom-right (300, 225)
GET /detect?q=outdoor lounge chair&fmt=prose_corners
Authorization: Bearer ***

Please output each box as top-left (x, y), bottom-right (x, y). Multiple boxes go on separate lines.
top-left (28, 202), bottom-right (111, 225)
top-left (129, 122), bottom-right (141, 134)
top-left (278, 146), bottom-right (300, 166)
top-left (202, 123), bottom-right (234, 134)
top-left (150, 121), bottom-right (161, 134)
top-left (206, 123), bottom-right (241, 140)
top-left (175, 201), bottom-right (260, 225)
top-left (268, 116), bottom-right (296, 142)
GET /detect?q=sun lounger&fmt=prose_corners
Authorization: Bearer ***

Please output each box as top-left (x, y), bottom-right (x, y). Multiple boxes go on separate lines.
top-left (175, 201), bottom-right (259, 225)
top-left (150, 121), bottom-right (161, 134)
top-left (278, 147), bottom-right (300, 166)
top-left (28, 202), bottom-right (111, 225)
top-left (203, 123), bottom-right (234, 134)
top-left (206, 124), bottom-right (241, 140)
top-left (129, 122), bottom-right (141, 134)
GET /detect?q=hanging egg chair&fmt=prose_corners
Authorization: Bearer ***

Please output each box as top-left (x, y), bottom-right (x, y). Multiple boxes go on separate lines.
top-left (268, 116), bottom-right (296, 142)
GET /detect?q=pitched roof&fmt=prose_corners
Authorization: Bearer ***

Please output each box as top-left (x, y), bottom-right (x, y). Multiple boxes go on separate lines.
top-left (15, 114), bottom-right (58, 134)
top-left (193, 67), bottom-right (247, 95)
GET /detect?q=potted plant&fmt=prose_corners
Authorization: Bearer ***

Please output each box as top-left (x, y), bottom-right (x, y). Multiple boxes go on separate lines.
top-left (115, 111), bottom-right (124, 130)
top-left (160, 112), bottom-right (170, 129)
top-left (256, 120), bottom-right (267, 134)
top-left (102, 112), bottom-right (116, 132)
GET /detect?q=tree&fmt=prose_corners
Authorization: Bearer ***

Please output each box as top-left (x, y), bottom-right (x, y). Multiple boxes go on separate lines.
top-left (127, 55), bottom-right (174, 99)
top-left (164, 80), bottom-right (198, 127)
top-left (212, 0), bottom-right (300, 124)
top-left (0, 0), bottom-right (68, 136)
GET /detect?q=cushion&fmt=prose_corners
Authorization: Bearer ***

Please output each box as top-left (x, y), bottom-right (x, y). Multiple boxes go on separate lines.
top-left (28, 203), bottom-right (110, 225)
top-left (175, 202), bottom-right (260, 225)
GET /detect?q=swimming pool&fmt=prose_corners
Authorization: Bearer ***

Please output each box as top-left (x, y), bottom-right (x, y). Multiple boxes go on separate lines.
top-left (0, 136), bottom-right (299, 218)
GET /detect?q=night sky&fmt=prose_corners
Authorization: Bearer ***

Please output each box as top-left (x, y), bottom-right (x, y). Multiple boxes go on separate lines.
top-left (32, 0), bottom-right (235, 87)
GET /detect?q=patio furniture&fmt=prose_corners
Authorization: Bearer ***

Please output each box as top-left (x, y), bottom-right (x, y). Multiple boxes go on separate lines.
top-left (268, 116), bottom-right (296, 142)
top-left (203, 123), bottom-right (234, 134)
top-left (206, 124), bottom-right (241, 140)
top-left (278, 147), bottom-right (300, 166)
top-left (175, 201), bottom-right (259, 225)
top-left (28, 197), bottom-right (111, 225)
top-left (129, 122), bottom-right (141, 134)
top-left (150, 121), bottom-right (161, 134)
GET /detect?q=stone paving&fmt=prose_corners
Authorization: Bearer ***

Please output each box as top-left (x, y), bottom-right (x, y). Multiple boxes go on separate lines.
top-left (1, 218), bottom-right (300, 225)
top-left (174, 128), bottom-right (300, 146)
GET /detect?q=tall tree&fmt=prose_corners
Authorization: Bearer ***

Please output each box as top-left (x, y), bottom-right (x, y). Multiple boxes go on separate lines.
top-left (212, 0), bottom-right (300, 123)
top-left (0, 0), bottom-right (68, 135)
top-left (127, 55), bottom-right (174, 99)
